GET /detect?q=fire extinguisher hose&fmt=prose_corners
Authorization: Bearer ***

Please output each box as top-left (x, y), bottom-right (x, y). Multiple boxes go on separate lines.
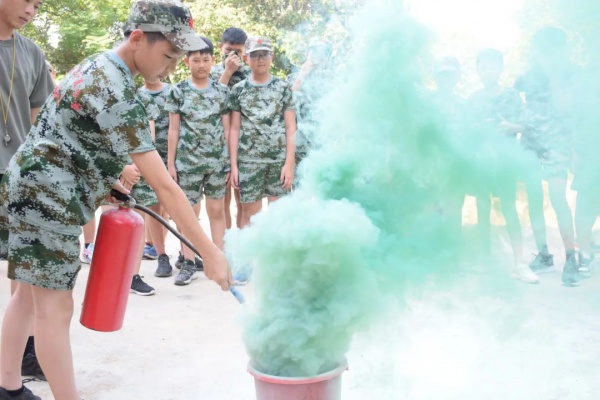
top-left (110, 190), bottom-right (246, 304)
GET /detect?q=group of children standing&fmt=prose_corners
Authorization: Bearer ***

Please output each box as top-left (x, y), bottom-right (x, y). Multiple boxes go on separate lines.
top-left (434, 27), bottom-right (597, 288)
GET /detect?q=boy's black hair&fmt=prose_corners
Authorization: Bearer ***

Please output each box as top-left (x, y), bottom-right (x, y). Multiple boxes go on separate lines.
top-left (187, 37), bottom-right (214, 57)
top-left (476, 48), bottom-right (504, 66)
top-left (123, 31), bottom-right (169, 45)
top-left (221, 27), bottom-right (247, 45)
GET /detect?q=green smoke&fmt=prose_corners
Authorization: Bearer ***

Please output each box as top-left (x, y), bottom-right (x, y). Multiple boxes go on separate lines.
top-left (233, 0), bottom-right (592, 378)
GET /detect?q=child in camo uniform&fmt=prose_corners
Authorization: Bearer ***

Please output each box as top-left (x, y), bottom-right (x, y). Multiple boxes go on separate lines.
top-left (165, 37), bottom-right (230, 286)
top-left (0, 2), bottom-right (230, 399)
top-left (229, 36), bottom-right (296, 227)
top-left (136, 81), bottom-right (178, 278)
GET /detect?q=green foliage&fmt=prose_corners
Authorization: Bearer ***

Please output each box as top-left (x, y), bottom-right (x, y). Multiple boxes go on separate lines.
top-left (22, 0), bottom-right (363, 82)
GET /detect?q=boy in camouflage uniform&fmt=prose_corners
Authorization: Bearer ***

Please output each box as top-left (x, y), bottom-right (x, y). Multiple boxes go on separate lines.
top-left (165, 37), bottom-right (230, 286)
top-left (229, 36), bottom-right (296, 227)
top-left (288, 38), bottom-right (334, 167)
top-left (0, 0), bottom-right (55, 390)
top-left (210, 27), bottom-right (251, 230)
top-left (0, 2), bottom-right (230, 399)
top-left (136, 79), bottom-right (178, 278)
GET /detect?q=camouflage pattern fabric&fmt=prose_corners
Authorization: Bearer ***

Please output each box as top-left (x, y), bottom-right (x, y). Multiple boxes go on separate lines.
top-left (131, 177), bottom-right (159, 207)
top-left (229, 76), bottom-right (295, 163)
top-left (164, 79), bottom-right (230, 174)
top-left (210, 63), bottom-right (251, 88)
top-left (238, 161), bottom-right (288, 203)
top-left (0, 51), bottom-right (155, 236)
top-left (245, 36), bottom-right (272, 53)
top-left (137, 89), bottom-right (160, 121)
top-left (287, 68), bottom-right (332, 163)
top-left (7, 216), bottom-right (81, 290)
top-left (178, 167), bottom-right (228, 203)
top-left (515, 69), bottom-right (578, 175)
top-left (138, 84), bottom-right (171, 163)
top-left (123, 0), bottom-right (206, 52)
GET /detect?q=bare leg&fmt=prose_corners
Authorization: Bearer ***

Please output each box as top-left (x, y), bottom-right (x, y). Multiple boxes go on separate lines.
top-left (575, 188), bottom-right (597, 255)
top-left (133, 209), bottom-right (146, 274)
top-left (146, 204), bottom-right (166, 255)
top-left (498, 188), bottom-right (524, 265)
top-left (234, 188), bottom-right (243, 228)
top-left (523, 176), bottom-right (548, 253)
top-left (81, 217), bottom-right (96, 245)
top-left (241, 201), bottom-right (263, 228)
top-left (547, 176), bottom-right (575, 251)
top-left (0, 282), bottom-right (34, 390)
top-left (180, 203), bottom-right (201, 260)
top-left (224, 186), bottom-right (233, 230)
top-left (206, 197), bottom-right (226, 250)
top-left (31, 285), bottom-right (79, 400)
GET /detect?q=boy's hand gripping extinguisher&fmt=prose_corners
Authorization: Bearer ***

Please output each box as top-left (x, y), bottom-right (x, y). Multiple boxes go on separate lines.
top-left (80, 191), bottom-right (246, 332)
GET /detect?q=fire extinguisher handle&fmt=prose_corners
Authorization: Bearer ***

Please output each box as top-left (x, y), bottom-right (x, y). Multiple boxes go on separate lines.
top-left (110, 189), bottom-right (133, 203)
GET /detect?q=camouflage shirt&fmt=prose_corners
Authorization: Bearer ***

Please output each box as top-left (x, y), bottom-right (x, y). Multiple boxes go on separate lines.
top-left (137, 90), bottom-right (160, 121)
top-left (229, 76), bottom-right (295, 163)
top-left (138, 83), bottom-right (171, 161)
top-left (287, 68), bottom-right (333, 151)
top-left (0, 51), bottom-right (155, 235)
top-left (210, 63), bottom-right (252, 89)
top-left (164, 79), bottom-right (230, 173)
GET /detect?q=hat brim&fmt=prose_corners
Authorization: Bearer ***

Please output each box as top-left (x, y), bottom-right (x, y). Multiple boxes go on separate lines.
top-left (163, 31), bottom-right (207, 52)
top-left (246, 46), bottom-right (272, 54)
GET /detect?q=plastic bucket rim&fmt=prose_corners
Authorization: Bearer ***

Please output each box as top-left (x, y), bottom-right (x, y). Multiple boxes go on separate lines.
top-left (248, 359), bottom-right (348, 385)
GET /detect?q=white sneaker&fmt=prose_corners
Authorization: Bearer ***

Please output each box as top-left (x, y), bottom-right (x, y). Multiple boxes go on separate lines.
top-left (80, 242), bottom-right (94, 264)
top-left (511, 263), bottom-right (540, 284)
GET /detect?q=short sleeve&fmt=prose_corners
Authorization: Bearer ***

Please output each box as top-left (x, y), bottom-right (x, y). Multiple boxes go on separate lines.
top-left (219, 85), bottom-right (231, 115)
top-left (138, 91), bottom-right (160, 121)
top-left (281, 82), bottom-right (295, 113)
top-left (29, 46), bottom-right (54, 109)
top-left (96, 99), bottom-right (155, 156)
top-left (229, 86), bottom-right (241, 112)
top-left (164, 84), bottom-right (183, 114)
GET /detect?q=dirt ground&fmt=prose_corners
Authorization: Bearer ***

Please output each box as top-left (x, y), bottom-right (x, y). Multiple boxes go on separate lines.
top-left (1, 190), bottom-right (599, 400)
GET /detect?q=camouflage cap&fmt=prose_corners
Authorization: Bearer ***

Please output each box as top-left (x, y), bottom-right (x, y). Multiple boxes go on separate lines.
top-left (245, 36), bottom-right (273, 54)
top-left (123, 0), bottom-right (207, 51)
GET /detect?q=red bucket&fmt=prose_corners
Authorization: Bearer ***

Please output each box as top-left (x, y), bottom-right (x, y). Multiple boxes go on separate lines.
top-left (248, 360), bottom-right (348, 400)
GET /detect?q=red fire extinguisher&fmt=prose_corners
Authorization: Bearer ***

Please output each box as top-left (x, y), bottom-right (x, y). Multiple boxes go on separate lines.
top-left (80, 202), bottom-right (144, 332)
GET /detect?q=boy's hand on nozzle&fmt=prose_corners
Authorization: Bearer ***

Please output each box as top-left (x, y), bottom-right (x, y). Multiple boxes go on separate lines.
top-left (168, 164), bottom-right (178, 182)
top-left (107, 181), bottom-right (130, 203)
top-left (280, 163), bottom-right (294, 190)
top-left (203, 249), bottom-right (232, 291)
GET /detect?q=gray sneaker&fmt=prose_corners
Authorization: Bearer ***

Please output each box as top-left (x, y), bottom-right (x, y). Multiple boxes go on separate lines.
top-left (154, 254), bottom-right (173, 277)
top-left (131, 275), bottom-right (156, 296)
top-left (174, 259), bottom-right (199, 286)
top-left (0, 386), bottom-right (41, 400)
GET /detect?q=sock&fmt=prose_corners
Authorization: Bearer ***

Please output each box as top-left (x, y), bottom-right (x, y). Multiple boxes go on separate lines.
top-left (23, 336), bottom-right (34, 357)
top-left (6, 386), bottom-right (24, 396)
top-left (539, 244), bottom-right (549, 256)
top-left (84, 242), bottom-right (91, 249)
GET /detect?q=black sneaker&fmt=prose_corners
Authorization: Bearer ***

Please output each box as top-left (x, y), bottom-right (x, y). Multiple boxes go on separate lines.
top-left (174, 259), bottom-right (199, 286)
top-left (154, 254), bottom-right (173, 277)
top-left (529, 252), bottom-right (555, 274)
top-left (562, 255), bottom-right (581, 287)
top-left (0, 386), bottom-right (41, 400)
top-left (175, 252), bottom-right (203, 272)
top-left (21, 352), bottom-right (45, 381)
top-left (131, 275), bottom-right (156, 296)
top-left (578, 253), bottom-right (592, 279)
top-left (175, 252), bottom-right (185, 269)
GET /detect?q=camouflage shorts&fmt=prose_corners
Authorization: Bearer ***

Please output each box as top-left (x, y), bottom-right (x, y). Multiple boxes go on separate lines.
top-left (238, 161), bottom-right (289, 203)
top-left (131, 177), bottom-right (158, 207)
top-left (7, 216), bottom-right (81, 291)
top-left (0, 204), bottom-right (8, 260)
top-left (178, 166), bottom-right (227, 204)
